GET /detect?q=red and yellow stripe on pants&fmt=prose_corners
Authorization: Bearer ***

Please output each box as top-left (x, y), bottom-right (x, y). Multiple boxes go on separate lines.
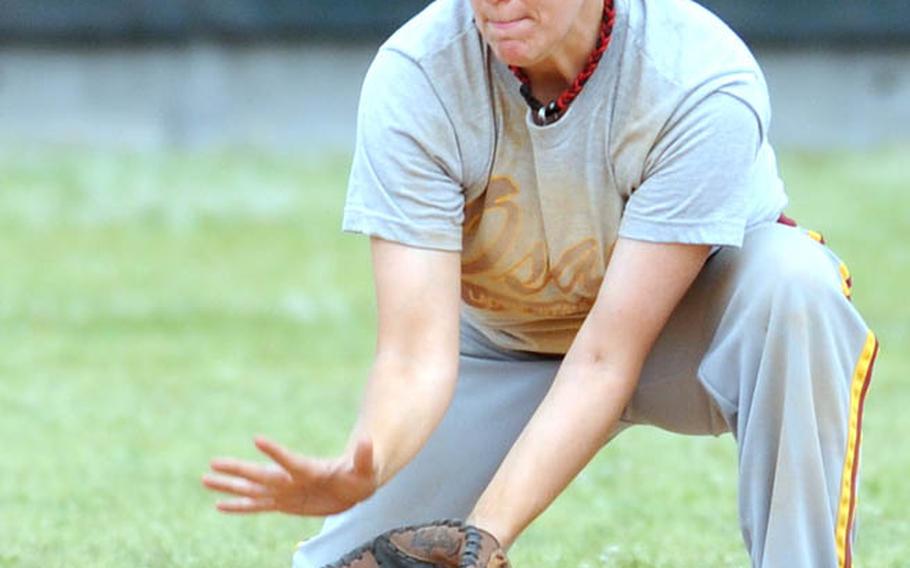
top-left (836, 331), bottom-right (880, 568)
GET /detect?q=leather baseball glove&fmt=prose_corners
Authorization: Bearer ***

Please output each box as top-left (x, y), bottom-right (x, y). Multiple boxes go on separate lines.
top-left (323, 519), bottom-right (511, 568)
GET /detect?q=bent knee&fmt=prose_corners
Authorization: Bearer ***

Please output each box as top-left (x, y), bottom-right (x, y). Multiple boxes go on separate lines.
top-left (740, 225), bottom-right (848, 315)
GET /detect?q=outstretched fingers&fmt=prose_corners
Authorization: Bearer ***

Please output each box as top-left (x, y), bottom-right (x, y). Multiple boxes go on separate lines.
top-left (216, 496), bottom-right (277, 514)
top-left (254, 436), bottom-right (326, 481)
top-left (209, 457), bottom-right (289, 486)
top-left (202, 473), bottom-right (269, 499)
top-left (205, 437), bottom-right (380, 517)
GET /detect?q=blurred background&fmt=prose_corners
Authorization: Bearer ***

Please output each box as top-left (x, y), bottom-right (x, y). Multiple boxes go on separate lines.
top-left (1, 2), bottom-right (908, 567)
top-left (1, 0), bottom-right (909, 150)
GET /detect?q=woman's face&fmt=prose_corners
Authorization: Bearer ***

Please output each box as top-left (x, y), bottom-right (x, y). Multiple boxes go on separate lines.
top-left (471, 0), bottom-right (595, 67)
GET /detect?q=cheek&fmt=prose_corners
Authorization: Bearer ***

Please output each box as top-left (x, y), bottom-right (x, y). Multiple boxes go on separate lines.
top-left (540, 8), bottom-right (571, 41)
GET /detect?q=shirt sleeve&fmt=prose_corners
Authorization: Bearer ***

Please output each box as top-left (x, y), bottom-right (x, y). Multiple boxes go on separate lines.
top-left (342, 48), bottom-right (465, 252)
top-left (618, 91), bottom-right (764, 248)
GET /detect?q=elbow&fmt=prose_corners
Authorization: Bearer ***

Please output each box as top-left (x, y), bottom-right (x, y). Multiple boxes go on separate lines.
top-left (562, 347), bottom-right (641, 397)
top-left (565, 344), bottom-right (618, 377)
top-left (372, 348), bottom-right (459, 391)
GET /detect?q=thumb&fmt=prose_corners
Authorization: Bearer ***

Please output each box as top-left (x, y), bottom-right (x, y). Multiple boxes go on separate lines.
top-left (351, 436), bottom-right (375, 478)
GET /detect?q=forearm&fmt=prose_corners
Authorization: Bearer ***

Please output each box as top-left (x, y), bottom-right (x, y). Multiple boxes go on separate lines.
top-left (467, 240), bottom-right (709, 547)
top-left (467, 355), bottom-right (639, 548)
top-left (346, 353), bottom-right (458, 486)
top-left (343, 239), bottom-right (461, 488)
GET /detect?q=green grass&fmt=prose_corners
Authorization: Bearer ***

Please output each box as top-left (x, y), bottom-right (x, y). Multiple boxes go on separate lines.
top-left (0, 147), bottom-right (907, 567)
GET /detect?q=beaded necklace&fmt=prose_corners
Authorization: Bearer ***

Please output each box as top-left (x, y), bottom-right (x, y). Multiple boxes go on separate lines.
top-left (509, 0), bottom-right (616, 126)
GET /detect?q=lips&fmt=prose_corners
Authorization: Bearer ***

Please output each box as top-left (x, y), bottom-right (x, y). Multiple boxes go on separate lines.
top-left (485, 16), bottom-right (532, 37)
top-left (489, 18), bottom-right (527, 31)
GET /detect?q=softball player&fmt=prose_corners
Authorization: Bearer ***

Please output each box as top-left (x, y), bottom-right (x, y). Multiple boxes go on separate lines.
top-left (203, 0), bottom-right (878, 566)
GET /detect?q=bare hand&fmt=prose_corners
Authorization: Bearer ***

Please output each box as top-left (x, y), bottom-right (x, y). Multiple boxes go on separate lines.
top-left (202, 436), bottom-right (377, 516)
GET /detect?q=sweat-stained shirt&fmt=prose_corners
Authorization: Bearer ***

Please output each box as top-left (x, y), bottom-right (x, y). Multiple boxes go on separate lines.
top-left (342, 0), bottom-right (789, 354)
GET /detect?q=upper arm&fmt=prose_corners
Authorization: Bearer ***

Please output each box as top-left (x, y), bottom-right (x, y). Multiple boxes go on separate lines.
top-left (344, 51), bottom-right (466, 381)
top-left (371, 238), bottom-right (462, 379)
top-left (575, 93), bottom-right (765, 374)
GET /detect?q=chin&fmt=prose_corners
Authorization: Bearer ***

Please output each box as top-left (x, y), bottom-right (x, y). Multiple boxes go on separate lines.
top-left (492, 41), bottom-right (537, 67)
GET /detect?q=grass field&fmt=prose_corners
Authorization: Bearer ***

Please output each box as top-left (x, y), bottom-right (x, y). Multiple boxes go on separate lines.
top-left (0, 147), bottom-right (907, 567)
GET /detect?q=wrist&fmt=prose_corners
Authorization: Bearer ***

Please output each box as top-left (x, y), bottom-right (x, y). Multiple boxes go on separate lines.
top-left (465, 510), bottom-right (516, 550)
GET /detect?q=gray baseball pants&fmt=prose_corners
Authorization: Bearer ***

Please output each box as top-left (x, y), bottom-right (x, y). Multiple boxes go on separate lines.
top-left (293, 222), bottom-right (878, 568)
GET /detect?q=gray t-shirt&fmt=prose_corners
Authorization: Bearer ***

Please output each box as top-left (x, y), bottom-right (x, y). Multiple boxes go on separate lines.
top-left (343, 0), bottom-right (788, 354)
